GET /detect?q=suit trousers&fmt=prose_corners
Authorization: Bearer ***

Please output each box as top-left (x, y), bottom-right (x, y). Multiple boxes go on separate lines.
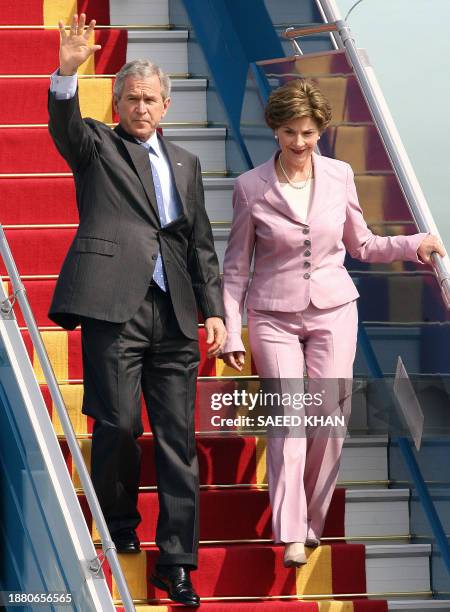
top-left (80, 285), bottom-right (200, 566)
top-left (248, 300), bottom-right (358, 543)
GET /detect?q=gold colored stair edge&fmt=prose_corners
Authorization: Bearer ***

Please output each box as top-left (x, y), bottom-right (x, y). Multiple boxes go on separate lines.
top-left (75, 480), bottom-right (392, 491)
top-left (12, 321), bottom-right (442, 332)
top-left (17, 325), bottom-right (218, 331)
top-left (2, 273), bottom-right (435, 283)
top-left (0, 170), bottom-right (228, 178)
top-left (82, 484), bottom-right (269, 493)
top-left (93, 535), bottom-right (412, 546)
top-left (3, 222), bottom-right (229, 230)
top-left (0, 121), bottom-right (373, 129)
top-left (0, 25), bottom-right (174, 30)
top-left (1, 220), bottom-right (415, 230)
top-left (0, 74), bottom-right (191, 80)
top-left (10, 318), bottom-right (443, 329)
top-left (0, 122), bottom-right (209, 129)
top-left (114, 591), bottom-right (433, 604)
top-left (265, 71), bottom-right (354, 79)
top-left (0, 171), bottom-right (391, 178)
top-left (25, 375), bottom-right (262, 382)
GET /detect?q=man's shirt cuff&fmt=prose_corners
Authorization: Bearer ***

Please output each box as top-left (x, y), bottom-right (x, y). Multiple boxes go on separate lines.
top-left (50, 69), bottom-right (77, 100)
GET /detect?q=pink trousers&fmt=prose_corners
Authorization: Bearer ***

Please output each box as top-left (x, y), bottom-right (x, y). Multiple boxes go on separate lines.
top-left (248, 300), bottom-right (358, 543)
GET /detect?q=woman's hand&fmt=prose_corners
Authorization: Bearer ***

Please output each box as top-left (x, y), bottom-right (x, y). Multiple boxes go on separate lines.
top-left (222, 351), bottom-right (245, 372)
top-left (417, 234), bottom-right (446, 263)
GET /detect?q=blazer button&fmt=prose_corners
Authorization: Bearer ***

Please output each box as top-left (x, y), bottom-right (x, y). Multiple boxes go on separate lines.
top-left (304, 250), bottom-right (311, 257)
top-left (303, 272), bottom-right (311, 280)
top-left (302, 228), bottom-right (310, 235)
top-left (304, 239), bottom-right (311, 246)
top-left (152, 254), bottom-right (158, 260)
top-left (304, 261), bottom-right (311, 268)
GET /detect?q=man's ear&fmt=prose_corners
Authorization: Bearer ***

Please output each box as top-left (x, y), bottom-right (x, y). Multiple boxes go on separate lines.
top-left (162, 96), bottom-right (171, 115)
top-left (113, 95), bottom-right (119, 114)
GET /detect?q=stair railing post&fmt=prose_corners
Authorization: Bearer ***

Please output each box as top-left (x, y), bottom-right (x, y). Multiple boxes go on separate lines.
top-left (0, 225), bottom-right (135, 612)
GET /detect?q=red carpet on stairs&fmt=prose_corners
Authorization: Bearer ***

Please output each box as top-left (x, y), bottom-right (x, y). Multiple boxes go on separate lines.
top-left (103, 544), bottom-right (367, 598)
top-left (0, 1), bottom-right (110, 26)
top-left (0, 179), bottom-right (77, 224)
top-left (0, 1), bottom-right (391, 609)
top-left (0, 3), bottom-right (44, 26)
top-left (21, 327), bottom-right (217, 378)
top-left (1, 229), bottom-right (75, 275)
top-left (76, 488), bottom-right (344, 542)
top-left (0, 30), bottom-right (126, 74)
top-left (114, 604), bottom-right (387, 612)
top-left (1, 128), bottom-right (73, 173)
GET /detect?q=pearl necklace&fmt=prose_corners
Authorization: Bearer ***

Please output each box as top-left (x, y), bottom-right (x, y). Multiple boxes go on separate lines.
top-left (278, 154), bottom-right (312, 190)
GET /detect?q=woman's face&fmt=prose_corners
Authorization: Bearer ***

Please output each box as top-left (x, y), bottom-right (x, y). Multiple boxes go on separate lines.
top-left (275, 116), bottom-right (320, 166)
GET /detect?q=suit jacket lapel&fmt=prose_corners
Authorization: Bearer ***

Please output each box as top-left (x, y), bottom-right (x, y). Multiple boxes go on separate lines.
top-left (114, 125), bottom-right (161, 225)
top-left (307, 152), bottom-right (330, 224)
top-left (262, 154), bottom-right (308, 224)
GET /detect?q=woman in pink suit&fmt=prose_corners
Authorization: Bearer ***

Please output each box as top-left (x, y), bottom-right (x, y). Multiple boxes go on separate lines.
top-left (221, 79), bottom-right (444, 567)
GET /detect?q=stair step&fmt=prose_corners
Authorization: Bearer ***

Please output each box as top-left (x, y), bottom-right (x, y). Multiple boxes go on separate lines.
top-left (163, 127), bottom-right (226, 172)
top-left (204, 177), bottom-right (235, 222)
top-left (103, 543), bottom-right (430, 599)
top-left (366, 544), bottom-right (431, 595)
top-left (1, 272), bottom-right (437, 329)
top-left (167, 78), bottom-right (208, 123)
top-left (116, 604), bottom-right (391, 612)
top-left (62, 433), bottom-right (388, 486)
top-left (18, 327), bottom-right (220, 379)
top-left (0, 30), bottom-right (126, 75)
top-left (324, 125), bottom-right (391, 173)
top-left (110, 0), bottom-right (170, 26)
top-left (345, 489), bottom-right (409, 539)
top-left (0, 176), bottom-right (234, 225)
top-left (78, 487), bottom-right (408, 541)
top-left (0, 77), bottom-right (207, 124)
top-left (79, 488), bottom-right (345, 542)
top-left (126, 30), bottom-right (189, 74)
top-left (108, 543), bottom-right (368, 599)
top-left (0, 126), bottom-right (226, 174)
top-left (388, 602), bottom-right (450, 610)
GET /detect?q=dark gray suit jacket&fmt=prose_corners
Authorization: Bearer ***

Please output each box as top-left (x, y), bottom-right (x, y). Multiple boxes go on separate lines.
top-left (47, 91), bottom-right (224, 339)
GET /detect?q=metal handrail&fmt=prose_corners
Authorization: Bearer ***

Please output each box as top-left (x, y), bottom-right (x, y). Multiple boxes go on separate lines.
top-left (314, 0), bottom-right (450, 575)
top-left (0, 225), bottom-right (135, 612)
top-left (282, 24), bottom-right (338, 56)
top-left (0, 24), bottom-right (172, 30)
top-left (283, 23), bottom-right (337, 38)
top-left (314, 0), bottom-right (450, 309)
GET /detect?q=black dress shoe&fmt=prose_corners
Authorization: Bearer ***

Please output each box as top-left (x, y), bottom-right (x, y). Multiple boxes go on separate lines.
top-left (111, 528), bottom-right (140, 554)
top-left (150, 565), bottom-right (200, 607)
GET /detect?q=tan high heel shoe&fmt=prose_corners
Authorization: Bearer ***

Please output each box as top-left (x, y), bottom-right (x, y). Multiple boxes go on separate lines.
top-left (283, 542), bottom-right (307, 567)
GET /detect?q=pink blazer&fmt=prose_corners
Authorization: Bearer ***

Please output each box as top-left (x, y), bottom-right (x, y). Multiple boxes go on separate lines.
top-left (222, 152), bottom-right (426, 354)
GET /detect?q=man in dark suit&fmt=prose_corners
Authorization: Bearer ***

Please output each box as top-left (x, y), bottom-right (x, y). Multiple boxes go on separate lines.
top-left (48, 14), bottom-right (226, 607)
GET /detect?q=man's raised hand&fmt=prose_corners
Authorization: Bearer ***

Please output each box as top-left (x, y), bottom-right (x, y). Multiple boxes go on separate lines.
top-left (59, 13), bottom-right (101, 76)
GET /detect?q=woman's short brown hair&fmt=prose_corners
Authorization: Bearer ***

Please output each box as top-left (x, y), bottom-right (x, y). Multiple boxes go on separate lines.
top-left (264, 79), bottom-right (332, 132)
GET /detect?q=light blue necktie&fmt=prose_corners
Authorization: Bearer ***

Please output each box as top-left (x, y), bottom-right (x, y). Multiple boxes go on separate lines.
top-left (144, 143), bottom-right (167, 291)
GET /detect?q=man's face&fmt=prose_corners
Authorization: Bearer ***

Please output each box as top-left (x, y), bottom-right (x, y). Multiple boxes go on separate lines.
top-left (114, 74), bottom-right (170, 141)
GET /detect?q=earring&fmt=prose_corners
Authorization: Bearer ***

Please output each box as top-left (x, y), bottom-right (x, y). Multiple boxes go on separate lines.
top-left (318, 136), bottom-right (321, 140)
top-left (274, 133), bottom-right (278, 140)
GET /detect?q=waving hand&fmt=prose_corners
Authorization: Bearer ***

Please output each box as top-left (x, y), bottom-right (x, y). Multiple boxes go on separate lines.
top-left (59, 13), bottom-right (101, 75)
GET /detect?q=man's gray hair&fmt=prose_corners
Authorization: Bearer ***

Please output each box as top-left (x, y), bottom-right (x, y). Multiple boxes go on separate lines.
top-left (114, 59), bottom-right (171, 100)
